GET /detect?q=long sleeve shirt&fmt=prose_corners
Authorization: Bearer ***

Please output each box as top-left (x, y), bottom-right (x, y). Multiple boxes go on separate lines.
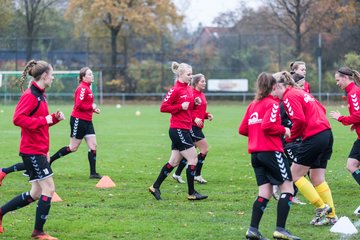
top-left (71, 81), bottom-right (94, 121)
top-left (239, 95), bottom-right (285, 153)
top-left (160, 80), bottom-right (194, 130)
top-left (191, 89), bottom-right (209, 129)
top-left (13, 81), bottom-right (59, 155)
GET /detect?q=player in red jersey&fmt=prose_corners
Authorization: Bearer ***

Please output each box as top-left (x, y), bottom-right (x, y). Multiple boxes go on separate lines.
top-left (239, 72), bottom-right (300, 240)
top-left (273, 71), bottom-right (337, 226)
top-left (0, 60), bottom-right (65, 240)
top-left (172, 73), bottom-right (213, 184)
top-left (49, 67), bottom-right (102, 179)
top-left (329, 67), bottom-right (360, 215)
top-left (149, 62), bottom-right (208, 201)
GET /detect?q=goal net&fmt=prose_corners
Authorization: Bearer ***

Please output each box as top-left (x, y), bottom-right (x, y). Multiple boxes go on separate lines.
top-left (0, 71), bottom-right (102, 104)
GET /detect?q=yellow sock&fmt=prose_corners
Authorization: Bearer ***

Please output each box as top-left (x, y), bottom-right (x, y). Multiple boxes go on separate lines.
top-left (315, 182), bottom-right (336, 217)
top-left (295, 176), bottom-right (324, 208)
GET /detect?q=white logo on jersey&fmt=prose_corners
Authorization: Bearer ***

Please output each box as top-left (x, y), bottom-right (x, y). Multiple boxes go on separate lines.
top-left (79, 88), bottom-right (85, 100)
top-left (163, 88), bottom-right (174, 102)
top-left (284, 98), bottom-right (294, 116)
top-left (270, 103), bottom-right (279, 122)
top-left (351, 93), bottom-right (359, 111)
top-left (248, 112), bottom-right (262, 125)
top-left (304, 93), bottom-right (315, 103)
top-left (180, 95), bottom-right (187, 99)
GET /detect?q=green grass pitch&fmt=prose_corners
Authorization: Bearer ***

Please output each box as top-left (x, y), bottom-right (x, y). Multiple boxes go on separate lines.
top-left (0, 103), bottom-right (359, 239)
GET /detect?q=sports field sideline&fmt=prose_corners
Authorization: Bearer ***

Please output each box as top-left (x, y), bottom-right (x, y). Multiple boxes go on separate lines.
top-left (0, 103), bottom-right (358, 240)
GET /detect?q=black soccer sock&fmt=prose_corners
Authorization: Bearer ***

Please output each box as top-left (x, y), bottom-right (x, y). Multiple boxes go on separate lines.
top-left (34, 195), bottom-right (52, 232)
top-left (294, 183), bottom-right (299, 196)
top-left (1, 162), bottom-right (26, 174)
top-left (195, 153), bottom-right (207, 176)
top-left (153, 163), bottom-right (174, 188)
top-left (250, 196), bottom-right (269, 229)
top-left (0, 191), bottom-right (35, 215)
top-left (50, 146), bottom-right (72, 164)
top-left (175, 158), bottom-right (187, 175)
top-left (88, 149), bottom-right (97, 175)
top-left (276, 193), bottom-right (293, 228)
top-left (186, 164), bottom-right (196, 195)
top-left (352, 169), bottom-right (360, 185)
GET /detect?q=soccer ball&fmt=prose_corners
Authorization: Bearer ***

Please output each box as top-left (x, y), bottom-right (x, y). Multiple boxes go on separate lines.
top-left (135, 110), bottom-right (141, 116)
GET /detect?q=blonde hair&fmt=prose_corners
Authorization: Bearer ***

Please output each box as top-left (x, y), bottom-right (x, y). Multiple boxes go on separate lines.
top-left (19, 59), bottom-right (51, 92)
top-left (336, 67), bottom-right (360, 87)
top-left (171, 61), bottom-right (192, 78)
top-left (273, 71), bottom-right (299, 88)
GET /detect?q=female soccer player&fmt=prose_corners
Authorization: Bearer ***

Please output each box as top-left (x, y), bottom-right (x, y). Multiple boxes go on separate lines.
top-left (148, 62), bottom-right (208, 201)
top-left (172, 73), bottom-right (213, 184)
top-left (0, 59), bottom-right (65, 240)
top-left (329, 67), bottom-right (360, 215)
top-left (290, 61), bottom-right (311, 93)
top-left (239, 72), bottom-right (300, 240)
top-left (49, 67), bottom-right (102, 179)
top-left (273, 71), bottom-right (337, 226)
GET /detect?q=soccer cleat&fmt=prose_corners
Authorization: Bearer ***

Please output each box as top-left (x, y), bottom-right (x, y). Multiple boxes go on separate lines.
top-left (31, 231), bottom-right (58, 240)
top-left (291, 196), bottom-right (306, 205)
top-left (89, 173), bottom-right (102, 179)
top-left (194, 175), bottom-right (207, 184)
top-left (245, 227), bottom-right (269, 240)
top-left (187, 191), bottom-right (208, 200)
top-left (172, 173), bottom-right (185, 184)
top-left (273, 228), bottom-right (301, 240)
top-left (354, 206), bottom-right (360, 216)
top-left (22, 170), bottom-right (30, 177)
top-left (309, 204), bottom-right (332, 225)
top-left (149, 185), bottom-right (162, 200)
top-left (272, 185), bottom-right (280, 201)
top-left (0, 169), bottom-right (7, 186)
top-left (314, 215), bottom-right (338, 226)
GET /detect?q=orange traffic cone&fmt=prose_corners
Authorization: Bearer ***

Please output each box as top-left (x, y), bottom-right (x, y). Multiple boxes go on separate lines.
top-left (52, 192), bottom-right (63, 202)
top-left (96, 176), bottom-right (116, 188)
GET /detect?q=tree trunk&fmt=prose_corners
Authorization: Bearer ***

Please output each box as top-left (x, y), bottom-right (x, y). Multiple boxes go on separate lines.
top-left (26, 37), bottom-right (33, 61)
top-left (111, 28), bottom-right (118, 80)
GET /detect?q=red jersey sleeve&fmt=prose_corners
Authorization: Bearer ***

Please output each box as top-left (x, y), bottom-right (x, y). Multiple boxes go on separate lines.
top-left (283, 96), bottom-right (305, 142)
top-left (13, 94), bottom-right (47, 129)
top-left (160, 87), bottom-right (182, 114)
top-left (338, 92), bottom-right (360, 125)
top-left (261, 102), bottom-right (285, 135)
top-left (239, 105), bottom-right (250, 136)
top-left (73, 87), bottom-right (93, 112)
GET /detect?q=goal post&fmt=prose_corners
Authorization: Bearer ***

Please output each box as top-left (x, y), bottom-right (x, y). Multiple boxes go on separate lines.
top-left (0, 70), bottom-right (103, 105)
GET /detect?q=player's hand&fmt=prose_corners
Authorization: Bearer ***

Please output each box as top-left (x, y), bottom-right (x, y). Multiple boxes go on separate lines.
top-left (329, 110), bottom-right (341, 120)
top-left (181, 102), bottom-right (189, 110)
top-left (284, 127), bottom-right (291, 139)
top-left (55, 110), bottom-right (65, 120)
top-left (208, 113), bottom-right (214, 121)
top-left (94, 108), bottom-right (101, 114)
top-left (194, 117), bottom-right (203, 127)
top-left (194, 97), bottom-right (201, 105)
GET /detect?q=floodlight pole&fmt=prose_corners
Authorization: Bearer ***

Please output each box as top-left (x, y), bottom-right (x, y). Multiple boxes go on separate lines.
top-left (318, 33), bottom-right (322, 101)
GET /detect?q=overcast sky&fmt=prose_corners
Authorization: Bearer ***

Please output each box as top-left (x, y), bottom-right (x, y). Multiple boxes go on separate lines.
top-left (172, 0), bottom-right (262, 31)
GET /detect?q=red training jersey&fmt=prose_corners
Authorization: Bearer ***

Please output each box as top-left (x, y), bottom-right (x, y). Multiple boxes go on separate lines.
top-left (71, 81), bottom-right (95, 121)
top-left (239, 95), bottom-right (285, 153)
top-left (160, 80), bottom-right (194, 130)
top-left (13, 81), bottom-right (60, 155)
top-left (303, 81), bottom-right (311, 93)
top-left (191, 89), bottom-right (209, 129)
top-left (282, 87), bottom-right (330, 142)
top-left (338, 82), bottom-right (360, 139)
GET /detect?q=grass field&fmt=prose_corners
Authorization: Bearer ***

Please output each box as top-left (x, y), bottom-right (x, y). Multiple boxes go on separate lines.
top-left (0, 102), bottom-right (359, 240)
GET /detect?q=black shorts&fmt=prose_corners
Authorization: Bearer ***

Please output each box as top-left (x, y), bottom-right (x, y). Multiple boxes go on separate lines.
top-left (348, 139), bottom-right (360, 161)
top-left (70, 116), bottom-right (95, 139)
top-left (296, 129), bottom-right (333, 169)
top-left (284, 139), bottom-right (302, 165)
top-left (21, 154), bottom-right (53, 182)
top-left (169, 128), bottom-right (194, 151)
top-left (189, 126), bottom-right (205, 142)
top-left (251, 151), bottom-right (292, 186)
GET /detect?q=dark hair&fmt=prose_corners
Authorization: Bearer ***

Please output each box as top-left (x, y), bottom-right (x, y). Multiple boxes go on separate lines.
top-left (255, 72), bottom-right (276, 101)
top-left (19, 59), bottom-right (52, 92)
top-left (78, 67), bottom-right (90, 83)
top-left (289, 61), bottom-right (305, 74)
top-left (191, 73), bottom-right (204, 87)
top-left (292, 73), bottom-right (305, 83)
top-left (337, 67), bottom-right (360, 86)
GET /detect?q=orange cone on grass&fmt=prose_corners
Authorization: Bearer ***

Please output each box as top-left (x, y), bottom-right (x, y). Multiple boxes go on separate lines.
top-left (96, 176), bottom-right (116, 188)
top-left (51, 192), bottom-right (63, 202)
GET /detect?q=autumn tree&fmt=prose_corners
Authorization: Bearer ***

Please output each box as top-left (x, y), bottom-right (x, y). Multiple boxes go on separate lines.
top-left (0, 0), bottom-right (15, 33)
top-left (66, 0), bottom-right (182, 92)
